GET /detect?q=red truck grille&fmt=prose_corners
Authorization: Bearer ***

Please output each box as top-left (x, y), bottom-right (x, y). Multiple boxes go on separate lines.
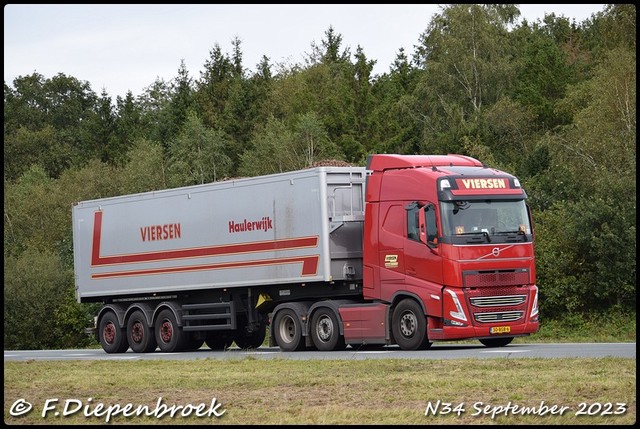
top-left (463, 269), bottom-right (529, 287)
top-left (462, 270), bottom-right (530, 325)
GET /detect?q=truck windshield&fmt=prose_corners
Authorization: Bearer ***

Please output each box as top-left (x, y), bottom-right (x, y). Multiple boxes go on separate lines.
top-left (440, 200), bottom-right (531, 244)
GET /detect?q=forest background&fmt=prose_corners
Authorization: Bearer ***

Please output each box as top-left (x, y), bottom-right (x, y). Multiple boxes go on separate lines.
top-left (4, 4), bottom-right (635, 349)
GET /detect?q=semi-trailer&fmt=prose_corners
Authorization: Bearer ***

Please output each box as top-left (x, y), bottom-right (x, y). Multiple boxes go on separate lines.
top-left (72, 154), bottom-right (539, 353)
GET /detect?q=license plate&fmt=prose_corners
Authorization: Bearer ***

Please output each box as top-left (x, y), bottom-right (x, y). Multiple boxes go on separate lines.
top-left (490, 326), bottom-right (511, 334)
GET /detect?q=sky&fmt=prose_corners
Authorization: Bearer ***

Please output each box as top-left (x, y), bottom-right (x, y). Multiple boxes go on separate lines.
top-left (4, 4), bottom-right (607, 100)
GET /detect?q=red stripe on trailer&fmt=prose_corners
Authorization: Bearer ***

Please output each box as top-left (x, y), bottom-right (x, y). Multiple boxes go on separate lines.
top-left (91, 211), bottom-right (318, 267)
top-left (91, 255), bottom-right (320, 279)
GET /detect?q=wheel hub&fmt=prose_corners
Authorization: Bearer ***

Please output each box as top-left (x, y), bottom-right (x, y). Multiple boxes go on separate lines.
top-left (131, 321), bottom-right (144, 343)
top-left (104, 322), bottom-right (116, 344)
top-left (279, 316), bottom-right (296, 344)
top-left (317, 316), bottom-right (333, 342)
top-left (400, 312), bottom-right (417, 337)
top-left (160, 321), bottom-right (173, 343)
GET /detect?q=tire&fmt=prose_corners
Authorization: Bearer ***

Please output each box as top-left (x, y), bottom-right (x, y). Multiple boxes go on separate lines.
top-left (479, 337), bottom-right (514, 347)
top-left (98, 311), bottom-right (129, 354)
top-left (391, 299), bottom-right (432, 350)
top-left (127, 310), bottom-right (157, 353)
top-left (154, 309), bottom-right (187, 352)
top-left (310, 308), bottom-right (345, 351)
top-left (273, 308), bottom-right (305, 351)
top-left (205, 333), bottom-right (233, 351)
top-left (234, 322), bottom-right (267, 349)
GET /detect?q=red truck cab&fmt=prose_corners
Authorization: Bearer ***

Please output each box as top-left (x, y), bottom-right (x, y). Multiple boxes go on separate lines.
top-left (361, 154), bottom-right (539, 349)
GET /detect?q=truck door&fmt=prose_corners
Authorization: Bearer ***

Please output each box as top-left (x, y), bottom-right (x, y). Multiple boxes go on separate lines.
top-left (404, 202), bottom-right (443, 285)
top-left (377, 203), bottom-right (405, 284)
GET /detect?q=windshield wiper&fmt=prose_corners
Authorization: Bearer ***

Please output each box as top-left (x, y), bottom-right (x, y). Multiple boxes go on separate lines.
top-left (456, 231), bottom-right (491, 243)
top-left (494, 230), bottom-right (527, 242)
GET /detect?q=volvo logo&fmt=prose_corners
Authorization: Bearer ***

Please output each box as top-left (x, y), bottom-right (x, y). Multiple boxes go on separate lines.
top-left (477, 245), bottom-right (515, 261)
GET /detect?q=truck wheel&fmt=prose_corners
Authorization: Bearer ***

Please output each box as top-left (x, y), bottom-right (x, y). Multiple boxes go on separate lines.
top-left (391, 299), bottom-right (432, 350)
top-left (310, 308), bottom-right (345, 351)
top-left (126, 310), bottom-right (157, 353)
top-left (479, 337), bottom-right (514, 347)
top-left (273, 308), bottom-right (305, 351)
top-left (205, 333), bottom-right (233, 351)
top-left (234, 323), bottom-right (267, 349)
top-left (154, 309), bottom-right (186, 352)
top-left (99, 311), bottom-right (129, 354)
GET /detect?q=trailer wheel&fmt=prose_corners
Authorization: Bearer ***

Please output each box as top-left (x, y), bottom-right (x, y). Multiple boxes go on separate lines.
top-left (99, 311), bottom-right (129, 354)
top-left (234, 322), bottom-right (267, 349)
top-left (273, 309), bottom-right (305, 351)
top-left (310, 308), bottom-right (345, 351)
top-left (391, 299), bottom-right (432, 350)
top-left (479, 337), bottom-right (514, 347)
top-left (126, 310), bottom-right (157, 353)
top-left (154, 309), bottom-right (186, 352)
top-left (205, 333), bottom-right (233, 351)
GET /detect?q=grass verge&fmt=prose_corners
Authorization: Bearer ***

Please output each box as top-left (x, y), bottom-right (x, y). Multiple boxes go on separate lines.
top-left (4, 357), bottom-right (636, 425)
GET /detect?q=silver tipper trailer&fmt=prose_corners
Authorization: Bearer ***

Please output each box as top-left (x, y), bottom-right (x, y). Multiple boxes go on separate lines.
top-left (73, 166), bottom-right (366, 300)
top-left (72, 167), bottom-right (367, 353)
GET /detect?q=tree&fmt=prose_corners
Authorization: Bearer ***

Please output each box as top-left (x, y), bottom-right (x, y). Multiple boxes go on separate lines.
top-left (291, 111), bottom-right (341, 168)
top-left (4, 72), bottom-right (100, 171)
top-left (240, 112), bottom-right (341, 176)
top-left (368, 48), bottom-right (422, 154)
top-left (239, 115), bottom-right (295, 176)
top-left (533, 47), bottom-right (636, 316)
top-left (412, 4), bottom-right (519, 154)
top-left (582, 4), bottom-right (636, 54)
top-left (119, 138), bottom-right (167, 194)
top-left (347, 45), bottom-right (376, 162)
top-left (3, 125), bottom-right (71, 180)
top-left (166, 110), bottom-right (232, 186)
top-left (511, 19), bottom-right (575, 128)
top-left (196, 43), bottom-right (234, 130)
top-left (4, 73), bottom-right (49, 133)
top-left (306, 25), bottom-right (351, 66)
top-left (89, 89), bottom-right (117, 163)
top-left (137, 77), bottom-right (172, 145)
top-left (166, 59), bottom-right (196, 143)
top-left (112, 91), bottom-right (144, 165)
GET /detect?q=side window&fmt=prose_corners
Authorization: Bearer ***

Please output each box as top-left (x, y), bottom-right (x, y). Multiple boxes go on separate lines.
top-left (425, 204), bottom-right (438, 243)
top-left (407, 206), bottom-right (420, 241)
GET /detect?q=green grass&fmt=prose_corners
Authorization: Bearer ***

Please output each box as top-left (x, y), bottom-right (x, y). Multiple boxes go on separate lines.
top-left (526, 311), bottom-right (636, 343)
top-left (4, 358), bottom-right (636, 425)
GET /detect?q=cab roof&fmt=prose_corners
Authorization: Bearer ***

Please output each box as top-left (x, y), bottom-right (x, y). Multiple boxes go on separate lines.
top-left (366, 154), bottom-right (483, 172)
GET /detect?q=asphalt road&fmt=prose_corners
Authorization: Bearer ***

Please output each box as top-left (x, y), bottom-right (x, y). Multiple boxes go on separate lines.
top-left (4, 342), bottom-right (635, 362)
